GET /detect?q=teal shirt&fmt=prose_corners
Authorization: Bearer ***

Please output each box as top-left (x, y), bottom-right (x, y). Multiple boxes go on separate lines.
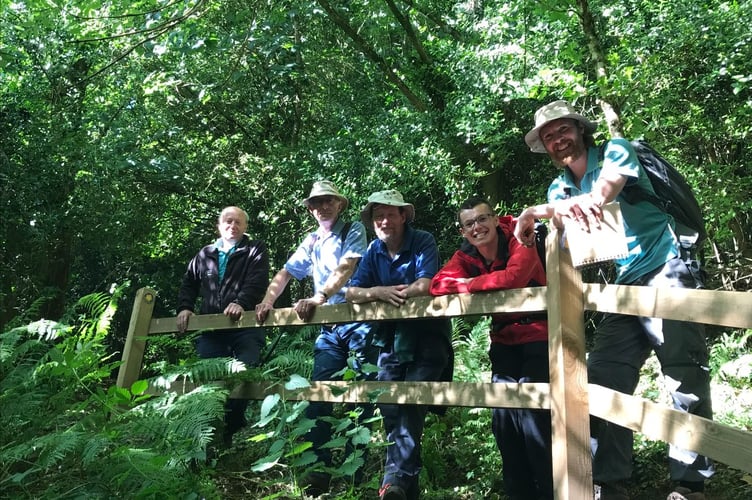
top-left (547, 138), bottom-right (678, 284)
top-left (215, 239), bottom-right (237, 283)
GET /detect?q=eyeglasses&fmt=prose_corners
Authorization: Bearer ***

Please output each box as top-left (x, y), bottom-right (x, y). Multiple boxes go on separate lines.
top-left (460, 213), bottom-right (494, 231)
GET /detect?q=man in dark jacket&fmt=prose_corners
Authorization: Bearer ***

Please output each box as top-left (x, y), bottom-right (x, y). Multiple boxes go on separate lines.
top-left (177, 206), bottom-right (270, 445)
top-left (430, 196), bottom-right (552, 500)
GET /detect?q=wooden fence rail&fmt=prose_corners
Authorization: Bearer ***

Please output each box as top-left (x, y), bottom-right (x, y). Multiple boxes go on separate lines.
top-left (117, 230), bottom-right (752, 498)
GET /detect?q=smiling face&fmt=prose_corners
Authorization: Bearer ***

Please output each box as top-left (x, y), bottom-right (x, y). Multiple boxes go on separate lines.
top-left (539, 118), bottom-right (587, 167)
top-left (371, 204), bottom-right (406, 247)
top-left (458, 203), bottom-right (498, 249)
top-left (217, 206), bottom-right (248, 244)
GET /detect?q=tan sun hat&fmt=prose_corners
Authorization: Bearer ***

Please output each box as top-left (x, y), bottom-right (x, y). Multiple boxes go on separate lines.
top-left (524, 100), bottom-right (598, 153)
top-left (303, 180), bottom-right (349, 210)
top-left (361, 189), bottom-right (415, 227)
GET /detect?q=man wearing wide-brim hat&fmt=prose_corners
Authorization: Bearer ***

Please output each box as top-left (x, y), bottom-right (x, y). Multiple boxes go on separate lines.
top-left (347, 189), bottom-right (453, 500)
top-left (514, 100), bottom-right (714, 500)
top-left (255, 179), bottom-right (376, 496)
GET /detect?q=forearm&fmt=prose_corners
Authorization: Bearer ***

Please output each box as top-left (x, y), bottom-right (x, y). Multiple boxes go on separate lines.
top-left (260, 268), bottom-right (292, 305)
top-left (345, 286), bottom-right (379, 304)
top-left (405, 278), bottom-right (431, 297)
top-left (590, 171), bottom-right (628, 206)
top-left (318, 258), bottom-right (358, 298)
top-left (521, 203), bottom-right (555, 220)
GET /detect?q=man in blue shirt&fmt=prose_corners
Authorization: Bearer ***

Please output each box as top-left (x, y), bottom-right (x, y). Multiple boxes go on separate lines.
top-left (515, 101), bottom-right (714, 500)
top-left (347, 190), bottom-right (453, 500)
top-left (255, 180), bottom-right (375, 496)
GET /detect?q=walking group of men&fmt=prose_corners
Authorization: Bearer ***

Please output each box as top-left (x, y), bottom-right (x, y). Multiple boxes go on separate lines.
top-left (176, 101), bottom-right (714, 500)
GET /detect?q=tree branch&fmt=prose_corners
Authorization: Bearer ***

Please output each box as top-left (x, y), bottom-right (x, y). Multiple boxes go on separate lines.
top-left (315, 0), bottom-right (429, 111)
top-left (575, 0), bottom-right (623, 137)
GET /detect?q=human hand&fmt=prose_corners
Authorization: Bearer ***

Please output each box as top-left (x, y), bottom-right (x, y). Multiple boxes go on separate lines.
top-left (556, 196), bottom-right (603, 232)
top-left (293, 298), bottom-right (319, 321)
top-left (176, 309), bottom-right (194, 334)
top-left (255, 302), bottom-right (273, 324)
top-left (379, 284), bottom-right (409, 306)
top-left (224, 302), bottom-right (244, 322)
top-left (515, 208), bottom-right (537, 247)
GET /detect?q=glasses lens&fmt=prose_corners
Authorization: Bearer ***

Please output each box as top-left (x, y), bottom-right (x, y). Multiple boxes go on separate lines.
top-left (462, 214), bottom-right (493, 230)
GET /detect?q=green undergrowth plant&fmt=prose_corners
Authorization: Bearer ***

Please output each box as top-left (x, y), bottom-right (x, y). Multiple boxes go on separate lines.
top-left (0, 287), bottom-right (249, 498)
top-left (247, 351), bottom-right (383, 499)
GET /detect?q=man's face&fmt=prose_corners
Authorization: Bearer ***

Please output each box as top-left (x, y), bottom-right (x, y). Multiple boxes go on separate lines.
top-left (459, 204), bottom-right (498, 247)
top-left (539, 118), bottom-right (587, 167)
top-left (308, 196), bottom-right (342, 224)
top-left (371, 204), bottom-right (406, 245)
top-left (217, 207), bottom-right (247, 242)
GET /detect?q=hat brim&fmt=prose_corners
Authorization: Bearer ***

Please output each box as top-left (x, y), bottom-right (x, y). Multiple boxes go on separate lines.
top-left (361, 202), bottom-right (415, 228)
top-left (525, 114), bottom-right (597, 153)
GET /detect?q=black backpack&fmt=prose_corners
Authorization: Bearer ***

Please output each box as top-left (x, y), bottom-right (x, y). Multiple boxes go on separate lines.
top-left (599, 140), bottom-right (706, 244)
top-left (600, 139), bottom-right (707, 286)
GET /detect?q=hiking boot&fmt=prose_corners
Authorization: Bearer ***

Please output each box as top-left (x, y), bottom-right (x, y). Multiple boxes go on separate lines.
top-left (379, 483), bottom-right (407, 500)
top-left (594, 481), bottom-right (629, 500)
top-left (301, 472), bottom-right (331, 497)
top-left (667, 486), bottom-right (706, 500)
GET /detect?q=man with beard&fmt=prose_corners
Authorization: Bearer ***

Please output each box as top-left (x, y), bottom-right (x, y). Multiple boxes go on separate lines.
top-left (346, 189), bottom-right (452, 500)
top-left (514, 101), bottom-right (714, 500)
top-left (254, 180), bottom-right (375, 496)
top-left (177, 206), bottom-right (270, 446)
top-left (429, 196), bottom-right (552, 500)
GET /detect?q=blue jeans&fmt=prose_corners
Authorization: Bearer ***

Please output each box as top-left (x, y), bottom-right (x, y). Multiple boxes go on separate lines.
top-left (377, 319), bottom-right (452, 499)
top-left (196, 327), bottom-right (265, 434)
top-left (490, 341), bottom-right (553, 500)
top-left (588, 257), bottom-right (714, 484)
top-left (306, 322), bottom-right (377, 469)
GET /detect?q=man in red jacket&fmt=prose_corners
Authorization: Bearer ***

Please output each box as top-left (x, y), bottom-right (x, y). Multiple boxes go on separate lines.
top-left (430, 196), bottom-right (553, 500)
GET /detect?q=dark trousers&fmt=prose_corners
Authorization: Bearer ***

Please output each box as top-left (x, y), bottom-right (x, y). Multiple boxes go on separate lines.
top-left (490, 341), bottom-right (553, 500)
top-left (196, 327), bottom-right (265, 434)
top-left (377, 322), bottom-right (452, 499)
top-left (306, 322), bottom-right (377, 470)
top-left (588, 257), bottom-right (714, 484)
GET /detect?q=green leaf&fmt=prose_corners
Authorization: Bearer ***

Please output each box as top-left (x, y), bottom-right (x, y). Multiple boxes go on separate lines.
top-left (130, 380), bottom-right (148, 396)
top-left (285, 374), bottom-right (310, 390)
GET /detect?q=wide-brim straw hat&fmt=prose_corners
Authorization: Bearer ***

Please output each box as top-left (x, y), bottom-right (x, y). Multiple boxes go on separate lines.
top-left (361, 189), bottom-right (415, 227)
top-left (524, 100), bottom-right (598, 153)
top-left (303, 180), bottom-right (349, 210)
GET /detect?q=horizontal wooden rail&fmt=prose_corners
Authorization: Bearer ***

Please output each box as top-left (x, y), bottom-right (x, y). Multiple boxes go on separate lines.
top-left (144, 377), bottom-right (752, 474)
top-left (588, 384), bottom-right (752, 474)
top-left (147, 287), bottom-right (548, 334)
top-left (149, 379), bottom-right (552, 410)
top-left (583, 284), bottom-right (752, 329)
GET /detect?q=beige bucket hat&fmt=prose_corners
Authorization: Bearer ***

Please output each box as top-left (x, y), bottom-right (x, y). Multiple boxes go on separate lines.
top-left (303, 180), bottom-right (349, 210)
top-left (361, 189), bottom-right (415, 227)
top-left (524, 100), bottom-right (598, 153)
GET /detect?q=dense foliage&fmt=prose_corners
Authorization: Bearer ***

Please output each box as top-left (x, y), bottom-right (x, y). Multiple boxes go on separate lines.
top-left (1, 0), bottom-right (751, 497)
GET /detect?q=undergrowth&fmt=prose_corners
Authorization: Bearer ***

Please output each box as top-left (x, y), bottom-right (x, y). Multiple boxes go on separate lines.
top-left (1, 289), bottom-right (751, 499)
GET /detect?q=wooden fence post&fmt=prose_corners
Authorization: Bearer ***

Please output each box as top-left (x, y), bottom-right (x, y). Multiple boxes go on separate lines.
top-left (545, 229), bottom-right (593, 498)
top-left (116, 287), bottom-right (157, 389)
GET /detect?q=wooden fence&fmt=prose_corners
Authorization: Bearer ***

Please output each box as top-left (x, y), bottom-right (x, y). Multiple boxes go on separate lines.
top-left (117, 230), bottom-right (752, 499)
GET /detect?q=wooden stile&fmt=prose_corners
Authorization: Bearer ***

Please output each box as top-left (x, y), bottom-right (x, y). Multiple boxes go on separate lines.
top-left (117, 226), bottom-right (752, 498)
